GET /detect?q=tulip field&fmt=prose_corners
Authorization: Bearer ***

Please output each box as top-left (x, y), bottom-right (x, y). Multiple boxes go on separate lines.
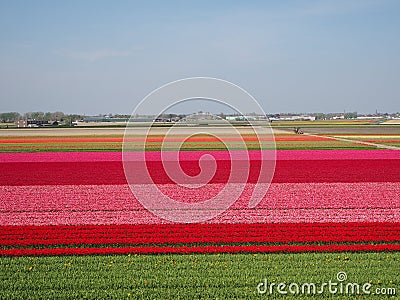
top-left (0, 126), bottom-right (399, 298)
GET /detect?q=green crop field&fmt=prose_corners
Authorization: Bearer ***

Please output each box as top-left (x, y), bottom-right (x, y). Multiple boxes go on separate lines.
top-left (0, 252), bottom-right (398, 299)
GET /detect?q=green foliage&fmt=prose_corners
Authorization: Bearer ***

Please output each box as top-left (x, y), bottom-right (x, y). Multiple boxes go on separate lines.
top-left (0, 252), bottom-right (398, 299)
top-left (344, 112), bottom-right (358, 119)
top-left (0, 112), bottom-right (20, 123)
top-left (24, 112), bottom-right (66, 121)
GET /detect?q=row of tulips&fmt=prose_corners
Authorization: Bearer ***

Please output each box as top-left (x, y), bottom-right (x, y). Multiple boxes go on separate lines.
top-left (1, 182), bottom-right (398, 212)
top-left (2, 243), bottom-right (400, 257)
top-left (1, 222), bottom-right (399, 246)
top-left (2, 208), bottom-right (398, 226)
top-left (0, 135), bottom-right (330, 144)
top-left (0, 150), bottom-right (398, 163)
top-left (1, 182), bottom-right (399, 226)
top-left (1, 159), bottom-right (399, 186)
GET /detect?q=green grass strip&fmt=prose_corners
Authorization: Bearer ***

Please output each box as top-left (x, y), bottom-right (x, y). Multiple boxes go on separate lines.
top-left (0, 252), bottom-right (398, 299)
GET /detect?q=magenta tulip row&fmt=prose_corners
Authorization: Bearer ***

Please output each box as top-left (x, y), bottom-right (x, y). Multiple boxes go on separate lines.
top-left (1, 182), bottom-right (398, 226)
top-left (0, 149), bottom-right (399, 163)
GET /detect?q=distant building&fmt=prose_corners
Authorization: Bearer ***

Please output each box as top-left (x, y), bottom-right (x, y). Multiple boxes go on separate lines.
top-left (269, 115), bottom-right (315, 121)
top-left (82, 117), bottom-right (129, 122)
top-left (15, 119), bottom-right (51, 127)
top-left (356, 116), bottom-right (383, 120)
top-left (226, 115), bottom-right (269, 121)
top-left (15, 120), bottom-right (26, 127)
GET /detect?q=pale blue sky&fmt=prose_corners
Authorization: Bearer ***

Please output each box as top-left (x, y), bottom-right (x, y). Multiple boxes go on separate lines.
top-left (0, 0), bottom-right (399, 114)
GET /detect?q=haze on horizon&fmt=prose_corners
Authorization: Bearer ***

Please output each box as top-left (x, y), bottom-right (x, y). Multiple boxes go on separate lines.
top-left (0, 0), bottom-right (399, 115)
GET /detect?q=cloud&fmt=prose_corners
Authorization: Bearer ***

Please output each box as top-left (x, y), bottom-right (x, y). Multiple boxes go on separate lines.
top-left (58, 49), bottom-right (133, 62)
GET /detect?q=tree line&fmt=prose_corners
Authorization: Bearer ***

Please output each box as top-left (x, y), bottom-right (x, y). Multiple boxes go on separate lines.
top-left (0, 112), bottom-right (86, 123)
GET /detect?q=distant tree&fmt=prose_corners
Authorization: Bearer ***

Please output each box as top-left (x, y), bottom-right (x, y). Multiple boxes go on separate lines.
top-left (51, 112), bottom-right (65, 121)
top-left (344, 112), bottom-right (358, 119)
top-left (27, 112), bottom-right (45, 120)
top-left (44, 112), bottom-right (52, 121)
top-left (66, 114), bottom-right (83, 122)
top-left (0, 112), bottom-right (21, 123)
top-left (168, 114), bottom-right (177, 119)
top-left (65, 115), bottom-right (75, 126)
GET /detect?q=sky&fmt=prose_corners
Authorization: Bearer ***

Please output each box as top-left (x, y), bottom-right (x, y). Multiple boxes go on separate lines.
top-left (0, 0), bottom-right (399, 115)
